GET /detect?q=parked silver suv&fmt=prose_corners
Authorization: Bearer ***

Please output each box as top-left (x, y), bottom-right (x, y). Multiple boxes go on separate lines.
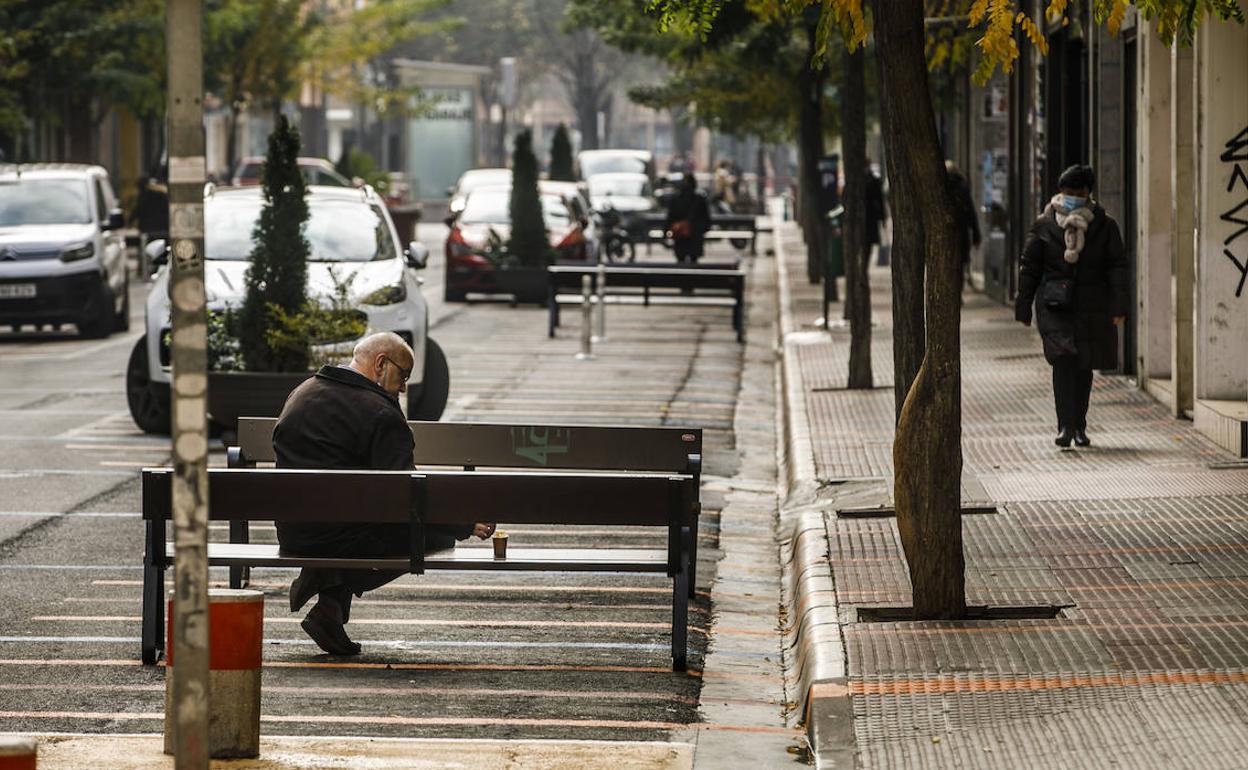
top-left (0, 164), bottom-right (129, 337)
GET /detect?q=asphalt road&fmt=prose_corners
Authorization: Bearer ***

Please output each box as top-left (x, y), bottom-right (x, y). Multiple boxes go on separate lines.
top-left (0, 232), bottom-right (759, 749)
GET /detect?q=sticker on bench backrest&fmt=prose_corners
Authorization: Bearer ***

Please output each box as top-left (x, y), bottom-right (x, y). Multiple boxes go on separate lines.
top-left (511, 426), bottom-right (572, 466)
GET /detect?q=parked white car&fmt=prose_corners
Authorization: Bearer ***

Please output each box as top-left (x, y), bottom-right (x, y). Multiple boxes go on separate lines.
top-left (0, 164), bottom-right (129, 337)
top-left (125, 183), bottom-right (445, 434)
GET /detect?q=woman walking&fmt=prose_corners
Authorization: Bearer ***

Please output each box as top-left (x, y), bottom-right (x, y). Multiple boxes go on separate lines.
top-left (665, 173), bottom-right (711, 264)
top-left (1014, 164), bottom-right (1130, 448)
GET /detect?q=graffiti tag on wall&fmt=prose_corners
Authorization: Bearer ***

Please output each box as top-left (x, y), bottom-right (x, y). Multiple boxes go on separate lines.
top-left (1222, 126), bottom-right (1248, 298)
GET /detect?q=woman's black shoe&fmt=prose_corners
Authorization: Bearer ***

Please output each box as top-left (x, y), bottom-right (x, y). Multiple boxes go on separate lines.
top-left (1055, 428), bottom-right (1074, 448)
top-left (1074, 429), bottom-right (1091, 447)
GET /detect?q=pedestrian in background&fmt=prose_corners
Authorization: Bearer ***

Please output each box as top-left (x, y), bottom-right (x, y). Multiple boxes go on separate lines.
top-left (864, 159), bottom-right (887, 264)
top-left (665, 172), bottom-right (711, 264)
top-left (1014, 164), bottom-right (1129, 448)
top-left (945, 160), bottom-right (981, 289)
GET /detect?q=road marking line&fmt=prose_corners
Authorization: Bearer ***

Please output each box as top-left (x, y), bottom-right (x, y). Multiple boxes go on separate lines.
top-left (0, 658), bottom-right (706, 676)
top-left (32, 615), bottom-right (708, 635)
top-left (98, 460), bottom-right (158, 467)
top-left (90, 580), bottom-right (678, 593)
top-left (64, 444), bottom-right (168, 452)
top-left (0, 511), bottom-right (139, 518)
top-left (60, 597), bottom-right (704, 613)
top-left (0, 636), bottom-right (672, 652)
top-left (0, 682), bottom-right (698, 704)
top-left (0, 711), bottom-right (799, 734)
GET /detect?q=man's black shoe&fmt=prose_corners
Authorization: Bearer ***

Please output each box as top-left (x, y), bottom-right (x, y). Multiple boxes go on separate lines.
top-left (1055, 428), bottom-right (1074, 448)
top-left (300, 603), bottom-right (361, 656)
top-left (1074, 429), bottom-right (1091, 447)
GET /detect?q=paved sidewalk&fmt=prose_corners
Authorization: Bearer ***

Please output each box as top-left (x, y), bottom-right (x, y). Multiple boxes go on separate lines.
top-left (774, 222), bottom-right (1248, 768)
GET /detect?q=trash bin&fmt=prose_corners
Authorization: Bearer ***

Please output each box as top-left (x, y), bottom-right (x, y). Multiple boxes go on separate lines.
top-left (824, 205), bottom-right (844, 319)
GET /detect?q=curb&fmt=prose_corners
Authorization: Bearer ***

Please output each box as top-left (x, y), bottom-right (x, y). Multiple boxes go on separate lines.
top-left (771, 223), bottom-right (857, 768)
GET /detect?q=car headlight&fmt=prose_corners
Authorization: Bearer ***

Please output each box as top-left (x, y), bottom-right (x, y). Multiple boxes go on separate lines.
top-left (362, 282), bottom-right (407, 305)
top-left (60, 242), bottom-right (95, 262)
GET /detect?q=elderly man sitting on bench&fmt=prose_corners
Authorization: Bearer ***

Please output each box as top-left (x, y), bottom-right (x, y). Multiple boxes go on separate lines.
top-left (273, 332), bottom-right (494, 655)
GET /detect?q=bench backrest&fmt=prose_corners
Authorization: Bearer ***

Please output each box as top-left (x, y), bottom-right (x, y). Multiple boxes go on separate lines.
top-left (236, 417), bottom-right (701, 473)
top-left (547, 266), bottom-right (744, 292)
top-left (141, 467), bottom-right (697, 527)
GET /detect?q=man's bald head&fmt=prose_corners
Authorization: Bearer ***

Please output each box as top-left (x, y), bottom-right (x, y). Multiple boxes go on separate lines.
top-left (349, 332), bottom-right (414, 397)
top-left (352, 332), bottom-right (412, 366)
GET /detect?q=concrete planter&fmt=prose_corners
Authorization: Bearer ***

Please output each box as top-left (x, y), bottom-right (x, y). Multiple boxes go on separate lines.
top-left (207, 371), bottom-right (312, 432)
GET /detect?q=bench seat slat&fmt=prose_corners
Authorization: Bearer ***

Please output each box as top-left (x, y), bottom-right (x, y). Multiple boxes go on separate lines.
top-left (170, 543), bottom-right (670, 573)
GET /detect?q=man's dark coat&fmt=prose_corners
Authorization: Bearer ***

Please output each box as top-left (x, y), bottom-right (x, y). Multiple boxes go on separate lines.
top-left (1015, 204), bottom-right (1130, 370)
top-left (273, 365), bottom-right (465, 555)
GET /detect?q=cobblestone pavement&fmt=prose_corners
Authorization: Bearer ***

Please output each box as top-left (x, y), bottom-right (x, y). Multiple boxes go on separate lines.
top-left (776, 223), bottom-right (1248, 769)
top-left (0, 240), bottom-right (802, 767)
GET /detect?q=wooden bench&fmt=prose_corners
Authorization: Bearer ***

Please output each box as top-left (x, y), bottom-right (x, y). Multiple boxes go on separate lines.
top-left (141, 420), bottom-right (703, 671)
top-left (547, 264), bottom-right (746, 342)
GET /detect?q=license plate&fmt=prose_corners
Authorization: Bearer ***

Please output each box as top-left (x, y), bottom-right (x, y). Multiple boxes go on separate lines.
top-left (0, 283), bottom-right (35, 299)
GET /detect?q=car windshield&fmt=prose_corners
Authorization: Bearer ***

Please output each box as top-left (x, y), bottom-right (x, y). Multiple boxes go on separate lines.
top-left (460, 190), bottom-right (510, 224)
top-left (205, 197), bottom-right (396, 262)
top-left (580, 155), bottom-right (647, 178)
top-left (457, 170), bottom-right (511, 196)
top-left (460, 189), bottom-right (570, 226)
top-left (589, 178), bottom-right (648, 197)
top-left (0, 179), bottom-right (92, 226)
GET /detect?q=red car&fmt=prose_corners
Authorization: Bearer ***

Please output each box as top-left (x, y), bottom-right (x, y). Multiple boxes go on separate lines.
top-left (443, 185), bottom-right (589, 303)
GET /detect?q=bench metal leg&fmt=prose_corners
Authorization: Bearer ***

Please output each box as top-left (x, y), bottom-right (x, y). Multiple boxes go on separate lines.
top-left (548, 287), bottom-right (559, 338)
top-left (671, 538), bottom-right (689, 672)
top-left (686, 523), bottom-right (698, 599)
top-left (141, 519), bottom-right (165, 665)
top-left (229, 520), bottom-right (250, 589)
top-left (733, 287), bottom-right (745, 343)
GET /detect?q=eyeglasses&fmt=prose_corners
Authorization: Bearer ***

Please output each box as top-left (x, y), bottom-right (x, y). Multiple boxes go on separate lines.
top-left (381, 356), bottom-right (412, 381)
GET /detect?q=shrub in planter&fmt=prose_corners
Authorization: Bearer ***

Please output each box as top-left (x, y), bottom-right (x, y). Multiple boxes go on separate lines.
top-left (549, 123), bottom-right (575, 182)
top-left (507, 129), bottom-right (554, 269)
top-left (239, 114), bottom-right (311, 373)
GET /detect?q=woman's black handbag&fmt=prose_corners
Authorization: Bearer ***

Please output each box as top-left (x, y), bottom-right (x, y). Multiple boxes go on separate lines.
top-left (1040, 276), bottom-right (1076, 311)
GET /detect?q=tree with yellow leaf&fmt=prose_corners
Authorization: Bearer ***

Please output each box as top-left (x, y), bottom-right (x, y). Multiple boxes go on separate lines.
top-left (651, 0), bottom-right (1245, 619)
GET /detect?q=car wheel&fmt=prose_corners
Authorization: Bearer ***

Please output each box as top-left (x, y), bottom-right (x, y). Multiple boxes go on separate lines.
top-left (79, 281), bottom-right (116, 339)
top-left (113, 271), bottom-right (131, 332)
top-left (126, 335), bottom-right (171, 434)
top-left (407, 338), bottom-right (449, 421)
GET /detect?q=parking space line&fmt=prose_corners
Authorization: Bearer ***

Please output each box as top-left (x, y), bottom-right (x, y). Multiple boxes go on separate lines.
top-left (31, 615), bottom-right (694, 633)
top-left (0, 711), bottom-right (798, 735)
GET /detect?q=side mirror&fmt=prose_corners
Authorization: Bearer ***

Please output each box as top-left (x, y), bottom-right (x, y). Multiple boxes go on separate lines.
top-left (106, 209), bottom-right (125, 230)
top-left (445, 186), bottom-right (456, 197)
top-left (145, 238), bottom-right (169, 267)
top-left (405, 241), bottom-right (429, 269)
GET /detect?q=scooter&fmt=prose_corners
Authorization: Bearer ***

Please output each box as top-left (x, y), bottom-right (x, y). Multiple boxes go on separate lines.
top-left (596, 206), bottom-right (635, 262)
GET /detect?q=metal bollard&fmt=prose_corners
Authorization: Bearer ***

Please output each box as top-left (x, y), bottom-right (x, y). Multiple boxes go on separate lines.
top-left (593, 262), bottom-right (607, 342)
top-left (575, 274), bottom-right (594, 360)
top-left (165, 588), bottom-right (264, 758)
top-left (0, 736), bottom-right (36, 770)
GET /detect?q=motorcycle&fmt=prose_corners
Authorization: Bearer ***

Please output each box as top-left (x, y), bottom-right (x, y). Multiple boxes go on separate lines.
top-left (596, 205), bottom-right (635, 262)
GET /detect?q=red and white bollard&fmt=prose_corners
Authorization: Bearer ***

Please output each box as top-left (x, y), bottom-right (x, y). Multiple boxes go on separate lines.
top-left (0, 737), bottom-right (36, 770)
top-left (164, 588), bottom-right (264, 758)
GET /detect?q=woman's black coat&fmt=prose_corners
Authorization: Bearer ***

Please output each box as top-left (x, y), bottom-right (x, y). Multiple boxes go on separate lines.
top-left (1014, 204), bottom-right (1130, 369)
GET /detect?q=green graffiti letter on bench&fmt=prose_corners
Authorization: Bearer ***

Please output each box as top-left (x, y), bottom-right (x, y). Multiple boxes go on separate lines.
top-left (511, 427), bottom-right (572, 466)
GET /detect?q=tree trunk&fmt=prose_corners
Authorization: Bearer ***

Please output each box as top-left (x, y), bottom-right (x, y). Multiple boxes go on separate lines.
top-left (843, 45), bottom-right (872, 389)
top-left (872, 6), bottom-right (925, 422)
top-left (796, 21), bottom-right (827, 286)
top-left (873, 0), bottom-right (965, 620)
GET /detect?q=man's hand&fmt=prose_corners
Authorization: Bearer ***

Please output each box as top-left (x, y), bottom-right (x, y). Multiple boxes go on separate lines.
top-left (472, 522), bottom-right (496, 540)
